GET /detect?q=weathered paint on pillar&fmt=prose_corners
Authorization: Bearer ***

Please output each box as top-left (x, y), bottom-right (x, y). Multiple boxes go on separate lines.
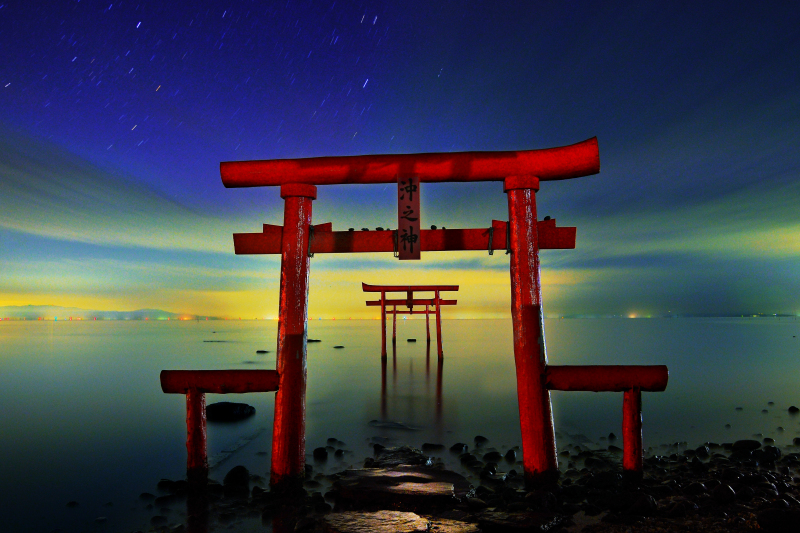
top-left (623, 388), bottom-right (643, 476)
top-left (380, 291), bottom-right (387, 358)
top-left (271, 182), bottom-right (316, 489)
top-left (425, 304), bottom-right (431, 342)
top-left (505, 175), bottom-right (558, 484)
top-left (186, 387), bottom-right (207, 482)
top-left (434, 291), bottom-right (443, 360)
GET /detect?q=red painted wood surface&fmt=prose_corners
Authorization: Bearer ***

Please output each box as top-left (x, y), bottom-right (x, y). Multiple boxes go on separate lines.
top-left (544, 365), bottom-right (668, 392)
top-left (505, 176), bottom-right (558, 483)
top-left (220, 138), bottom-right (599, 187)
top-left (380, 292), bottom-right (387, 358)
top-left (160, 370), bottom-right (280, 394)
top-left (186, 388), bottom-right (207, 482)
top-left (392, 305), bottom-right (397, 342)
top-left (366, 298), bottom-right (457, 307)
top-left (434, 291), bottom-right (443, 360)
top-left (425, 304), bottom-right (431, 341)
top-left (271, 186), bottom-right (314, 488)
top-left (623, 388), bottom-right (643, 475)
top-left (363, 283), bottom-right (459, 292)
top-left (233, 221), bottom-right (575, 255)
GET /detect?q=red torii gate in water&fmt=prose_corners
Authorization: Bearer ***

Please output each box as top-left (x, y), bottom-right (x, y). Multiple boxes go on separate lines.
top-left (362, 282), bottom-right (458, 359)
top-left (216, 137), bottom-right (668, 487)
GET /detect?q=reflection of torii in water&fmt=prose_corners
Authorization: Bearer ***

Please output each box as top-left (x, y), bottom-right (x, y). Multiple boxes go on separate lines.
top-left (362, 282), bottom-right (458, 360)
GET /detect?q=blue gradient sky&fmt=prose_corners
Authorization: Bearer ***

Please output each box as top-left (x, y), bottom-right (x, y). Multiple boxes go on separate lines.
top-left (1, 1), bottom-right (799, 318)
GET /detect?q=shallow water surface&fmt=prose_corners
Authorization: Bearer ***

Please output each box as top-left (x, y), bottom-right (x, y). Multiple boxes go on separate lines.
top-left (0, 317), bottom-right (799, 532)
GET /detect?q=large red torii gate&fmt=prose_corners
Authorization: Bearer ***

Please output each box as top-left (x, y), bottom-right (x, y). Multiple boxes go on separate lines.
top-left (362, 282), bottom-right (458, 359)
top-left (198, 137), bottom-right (668, 488)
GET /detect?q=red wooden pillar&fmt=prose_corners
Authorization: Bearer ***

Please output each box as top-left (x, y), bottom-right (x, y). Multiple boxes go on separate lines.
top-left (392, 305), bottom-right (397, 343)
top-left (425, 304), bottom-right (431, 342)
top-left (434, 291), bottom-right (443, 360)
top-left (380, 291), bottom-right (387, 358)
top-left (505, 175), bottom-right (558, 484)
top-left (271, 183), bottom-right (316, 488)
top-left (185, 388), bottom-right (207, 483)
top-left (623, 388), bottom-right (643, 476)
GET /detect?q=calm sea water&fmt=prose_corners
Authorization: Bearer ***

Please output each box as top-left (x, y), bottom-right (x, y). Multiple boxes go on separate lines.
top-left (1, 317), bottom-right (799, 532)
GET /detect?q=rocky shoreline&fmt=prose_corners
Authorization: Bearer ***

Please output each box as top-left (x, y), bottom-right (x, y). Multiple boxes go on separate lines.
top-left (126, 434), bottom-right (800, 533)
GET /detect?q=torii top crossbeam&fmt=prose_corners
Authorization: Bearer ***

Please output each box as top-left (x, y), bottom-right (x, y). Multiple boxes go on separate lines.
top-left (221, 137), bottom-right (599, 187)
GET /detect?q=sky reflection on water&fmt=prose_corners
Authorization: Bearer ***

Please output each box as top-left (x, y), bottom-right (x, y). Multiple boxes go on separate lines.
top-left (1, 317), bottom-right (799, 532)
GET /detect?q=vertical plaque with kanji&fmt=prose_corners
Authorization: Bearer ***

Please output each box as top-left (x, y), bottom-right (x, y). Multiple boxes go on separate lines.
top-left (397, 176), bottom-right (421, 260)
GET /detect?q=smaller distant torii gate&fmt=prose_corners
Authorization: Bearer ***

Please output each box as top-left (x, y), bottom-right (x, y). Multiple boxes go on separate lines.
top-left (363, 282), bottom-right (458, 359)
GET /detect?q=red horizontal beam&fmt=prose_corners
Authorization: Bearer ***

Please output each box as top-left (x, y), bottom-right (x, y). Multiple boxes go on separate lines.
top-left (233, 220), bottom-right (575, 255)
top-left (544, 365), bottom-right (668, 392)
top-left (366, 299), bottom-right (457, 306)
top-left (160, 370), bottom-right (280, 394)
top-left (362, 283), bottom-right (458, 293)
top-left (220, 138), bottom-right (599, 187)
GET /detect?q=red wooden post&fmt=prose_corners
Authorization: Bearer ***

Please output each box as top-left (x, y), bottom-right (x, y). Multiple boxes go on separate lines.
top-left (623, 388), bottom-right (643, 476)
top-left (425, 304), bottom-right (431, 342)
top-left (392, 305), bottom-right (397, 343)
top-left (185, 388), bottom-right (207, 482)
top-left (271, 182), bottom-right (316, 488)
top-left (434, 291), bottom-right (444, 360)
top-left (505, 175), bottom-right (558, 484)
top-left (380, 291), bottom-right (387, 358)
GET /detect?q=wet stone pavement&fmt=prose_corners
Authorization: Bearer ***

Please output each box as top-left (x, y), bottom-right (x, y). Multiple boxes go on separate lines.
top-left (130, 436), bottom-right (800, 533)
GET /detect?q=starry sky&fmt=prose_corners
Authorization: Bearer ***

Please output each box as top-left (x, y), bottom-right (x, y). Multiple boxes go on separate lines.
top-left (1, 1), bottom-right (799, 318)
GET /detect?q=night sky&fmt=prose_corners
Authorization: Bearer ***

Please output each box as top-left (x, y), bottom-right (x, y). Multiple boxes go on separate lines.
top-left (1, 1), bottom-right (799, 318)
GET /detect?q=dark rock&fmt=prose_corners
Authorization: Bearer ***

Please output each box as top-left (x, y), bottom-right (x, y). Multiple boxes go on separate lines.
top-left (483, 451), bottom-right (503, 462)
top-left (223, 465), bottom-right (250, 487)
top-left (712, 483), bottom-right (736, 504)
top-left (683, 482), bottom-right (707, 495)
top-left (407, 339), bottom-right (416, 343)
top-left (626, 493), bottom-right (657, 516)
top-left (206, 402), bottom-right (255, 422)
top-left (450, 443), bottom-right (468, 454)
top-left (421, 443), bottom-right (446, 452)
top-left (758, 508), bottom-right (800, 532)
top-left (256, 349), bottom-right (269, 353)
top-left (474, 436), bottom-right (489, 447)
top-left (373, 445), bottom-right (432, 468)
top-left (525, 490), bottom-right (557, 511)
top-left (608, 432), bottom-right (617, 441)
top-left (732, 439), bottom-right (761, 452)
top-left (139, 492), bottom-right (155, 500)
top-left (504, 449), bottom-right (517, 462)
top-left (467, 497), bottom-right (488, 510)
top-left (476, 510), bottom-right (566, 532)
top-left (314, 447), bottom-right (329, 461)
top-left (333, 345), bottom-right (344, 349)
top-left (308, 339), bottom-right (322, 343)
top-left (788, 406), bottom-right (800, 414)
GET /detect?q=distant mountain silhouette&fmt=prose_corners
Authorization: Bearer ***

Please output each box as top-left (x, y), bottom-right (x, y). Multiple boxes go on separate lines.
top-left (0, 305), bottom-right (219, 320)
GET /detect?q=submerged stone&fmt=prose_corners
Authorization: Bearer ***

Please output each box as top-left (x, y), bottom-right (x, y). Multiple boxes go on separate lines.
top-left (323, 510), bottom-right (480, 533)
top-left (206, 402), bottom-right (255, 422)
top-left (332, 465), bottom-right (471, 511)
